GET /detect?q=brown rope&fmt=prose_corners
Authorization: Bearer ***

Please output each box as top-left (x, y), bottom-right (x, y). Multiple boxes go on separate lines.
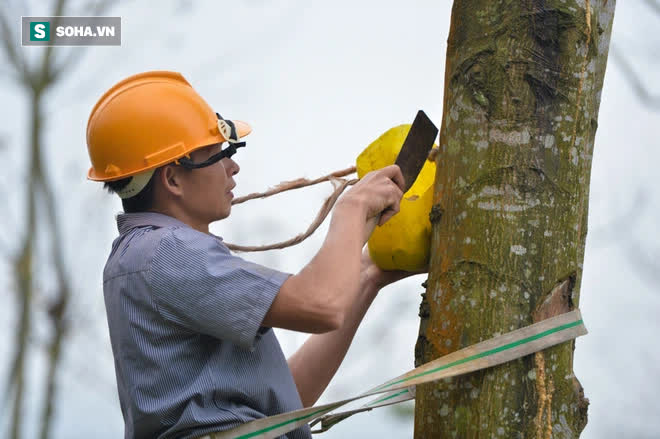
top-left (225, 166), bottom-right (358, 252)
top-left (225, 149), bottom-right (437, 252)
top-left (231, 166), bottom-right (357, 205)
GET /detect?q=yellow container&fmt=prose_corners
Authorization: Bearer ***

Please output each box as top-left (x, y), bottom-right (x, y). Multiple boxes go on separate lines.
top-left (356, 124), bottom-right (436, 271)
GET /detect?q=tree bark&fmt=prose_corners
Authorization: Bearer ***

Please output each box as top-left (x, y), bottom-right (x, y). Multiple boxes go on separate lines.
top-left (414, 1), bottom-right (615, 438)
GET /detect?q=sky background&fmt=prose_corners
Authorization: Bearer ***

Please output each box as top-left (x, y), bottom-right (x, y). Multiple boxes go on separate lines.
top-left (1, 1), bottom-right (659, 438)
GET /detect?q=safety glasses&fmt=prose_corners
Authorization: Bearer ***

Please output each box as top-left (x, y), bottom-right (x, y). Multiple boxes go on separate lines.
top-left (176, 113), bottom-right (246, 169)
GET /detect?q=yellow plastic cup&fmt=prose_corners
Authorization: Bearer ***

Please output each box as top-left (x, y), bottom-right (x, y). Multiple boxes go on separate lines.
top-left (356, 124), bottom-right (436, 271)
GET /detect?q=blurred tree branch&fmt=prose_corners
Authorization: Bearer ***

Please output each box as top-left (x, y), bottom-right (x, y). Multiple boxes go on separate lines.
top-left (589, 189), bottom-right (647, 244)
top-left (38, 180), bottom-right (73, 439)
top-left (609, 0), bottom-right (660, 110)
top-left (49, 0), bottom-right (116, 82)
top-left (590, 189), bottom-right (659, 289)
top-left (0, 134), bottom-right (19, 256)
top-left (644, 0), bottom-right (660, 14)
top-left (0, 4), bottom-right (28, 85)
top-left (604, 0), bottom-right (660, 289)
top-left (625, 240), bottom-right (660, 286)
top-left (0, 1), bottom-right (116, 438)
top-left (611, 45), bottom-right (660, 110)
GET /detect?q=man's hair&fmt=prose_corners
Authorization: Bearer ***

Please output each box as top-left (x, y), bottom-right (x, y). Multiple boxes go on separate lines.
top-left (103, 168), bottom-right (161, 213)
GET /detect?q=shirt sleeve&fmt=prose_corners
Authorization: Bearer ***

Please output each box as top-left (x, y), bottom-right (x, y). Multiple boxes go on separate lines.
top-left (147, 227), bottom-right (291, 350)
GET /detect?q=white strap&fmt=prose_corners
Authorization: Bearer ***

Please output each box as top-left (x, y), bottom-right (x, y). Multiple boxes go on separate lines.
top-left (116, 169), bottom-right (155, 199)
top-left (200, 310), bottom-right (587, 439)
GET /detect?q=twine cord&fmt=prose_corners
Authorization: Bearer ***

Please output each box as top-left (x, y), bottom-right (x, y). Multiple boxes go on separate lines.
top-left (224, 166), bottom-right (358, 252)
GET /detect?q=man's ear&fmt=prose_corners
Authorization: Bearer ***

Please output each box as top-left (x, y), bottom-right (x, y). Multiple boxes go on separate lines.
top-left (159, 164), bottom-right (185, 197)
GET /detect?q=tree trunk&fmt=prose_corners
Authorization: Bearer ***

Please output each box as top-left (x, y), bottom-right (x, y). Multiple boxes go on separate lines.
top-left (414, 1), bottom-right (615, 438)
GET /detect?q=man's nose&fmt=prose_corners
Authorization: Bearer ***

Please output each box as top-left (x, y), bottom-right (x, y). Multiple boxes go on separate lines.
top-left (227, 158), bottom-right (240, 176)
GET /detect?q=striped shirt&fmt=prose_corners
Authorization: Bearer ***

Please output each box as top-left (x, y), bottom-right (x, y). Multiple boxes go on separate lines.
top-left (103, 212), bottom-right (311, 439)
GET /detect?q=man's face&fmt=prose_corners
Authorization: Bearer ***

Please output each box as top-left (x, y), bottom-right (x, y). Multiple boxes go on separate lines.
top-left (176, 143), bottom-right (240, 223)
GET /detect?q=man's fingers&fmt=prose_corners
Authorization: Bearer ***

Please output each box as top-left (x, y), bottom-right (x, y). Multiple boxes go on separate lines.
top-left (349, 165), bottom-right (405, 234)
top-left (378, 195), bottom-right (401, 226)
top-left (381, 165), bottom-right (406, 193)
top-left (375, 171), bottom-right (403, 225)
top-left (378, 210), bottom-right (392, 226)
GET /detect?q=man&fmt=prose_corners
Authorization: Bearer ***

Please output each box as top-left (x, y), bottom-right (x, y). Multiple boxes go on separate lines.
top-left (87, 71), bottom-right (421, 439)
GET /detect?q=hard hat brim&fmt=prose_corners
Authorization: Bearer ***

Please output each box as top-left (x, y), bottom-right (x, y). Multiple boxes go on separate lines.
top-left (87, 119), bottom-right (252, 182)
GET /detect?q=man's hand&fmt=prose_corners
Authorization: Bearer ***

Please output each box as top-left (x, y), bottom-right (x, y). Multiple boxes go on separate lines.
top-left (360, 247), bottom-right (428, 292)
top-left (265, 166), bottom-right (408, 335)
top-left (336, 165), bottom-right (405, 243)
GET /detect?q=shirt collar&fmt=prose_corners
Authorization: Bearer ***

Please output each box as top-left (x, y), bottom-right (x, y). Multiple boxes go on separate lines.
top-left (115, 211), bottom-right (224, 241)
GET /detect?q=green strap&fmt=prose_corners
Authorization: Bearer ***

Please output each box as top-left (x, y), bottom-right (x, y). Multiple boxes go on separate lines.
top-left (199, 310), bottom-right (587, 439)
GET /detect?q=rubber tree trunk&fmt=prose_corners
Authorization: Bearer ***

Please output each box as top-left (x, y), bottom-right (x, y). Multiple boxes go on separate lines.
top-left (414, 1), bottom-right (615, 438)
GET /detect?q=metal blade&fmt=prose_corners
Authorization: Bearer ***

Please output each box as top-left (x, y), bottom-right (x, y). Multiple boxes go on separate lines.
top-left (394, 110), bottom-right (438, 193)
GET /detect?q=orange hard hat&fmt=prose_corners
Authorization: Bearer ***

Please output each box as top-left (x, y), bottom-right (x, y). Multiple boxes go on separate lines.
top-left (86, 70), bottom-right (252, 181)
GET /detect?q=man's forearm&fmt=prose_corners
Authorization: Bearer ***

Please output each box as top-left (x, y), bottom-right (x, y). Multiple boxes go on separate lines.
top-left (263, 201), bottom-right (371, 333)
top-left (287, 267), bottom-right (379, 407)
